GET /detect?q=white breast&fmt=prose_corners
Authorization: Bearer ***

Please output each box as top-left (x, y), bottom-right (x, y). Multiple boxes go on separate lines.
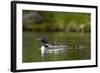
top-left (41, 46), bottom-right (46, 55)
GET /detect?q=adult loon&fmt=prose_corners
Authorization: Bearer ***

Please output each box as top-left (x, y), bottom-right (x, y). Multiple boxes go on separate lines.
top-left (37, 37), bottom-right (67, 56)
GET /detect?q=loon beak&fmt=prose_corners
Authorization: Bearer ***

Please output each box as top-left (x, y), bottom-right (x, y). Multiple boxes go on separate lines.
top-left (37, 39), bottom-right (41, 40)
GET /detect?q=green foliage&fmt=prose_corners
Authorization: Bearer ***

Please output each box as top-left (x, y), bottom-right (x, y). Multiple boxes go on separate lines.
top-left (23, 10), bottom-right (91, 32)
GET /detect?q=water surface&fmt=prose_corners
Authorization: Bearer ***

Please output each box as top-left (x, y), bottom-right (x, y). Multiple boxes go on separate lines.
top-left (22, 31), bottom-right (90, 63)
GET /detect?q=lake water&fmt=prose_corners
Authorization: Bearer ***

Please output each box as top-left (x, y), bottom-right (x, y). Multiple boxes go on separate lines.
top-left (22, 31), bottom-right (90, 63)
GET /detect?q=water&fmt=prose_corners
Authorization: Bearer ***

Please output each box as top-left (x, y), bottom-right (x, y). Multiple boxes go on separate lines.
top-left (22, 31), bottom-right (90, 63)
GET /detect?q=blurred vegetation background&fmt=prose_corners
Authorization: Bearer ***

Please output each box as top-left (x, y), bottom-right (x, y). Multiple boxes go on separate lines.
top-left (23, 10), bottom-right (91, 32)
top-left (22, 10), bottom-right (91, 62)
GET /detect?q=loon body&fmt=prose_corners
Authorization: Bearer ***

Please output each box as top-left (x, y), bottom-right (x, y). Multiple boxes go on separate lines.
top-left (38, 37), bottom-right (67, 55)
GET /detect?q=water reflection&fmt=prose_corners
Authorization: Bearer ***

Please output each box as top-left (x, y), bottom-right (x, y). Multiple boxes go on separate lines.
top-left (40, 43), bottom-right (89, 61)
top-left (41, 47), bottom-right (67, 61)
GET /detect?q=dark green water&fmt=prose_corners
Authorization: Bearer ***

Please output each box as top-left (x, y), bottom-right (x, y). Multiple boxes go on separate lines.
top-left (22, 31), bottom-right (90, 63)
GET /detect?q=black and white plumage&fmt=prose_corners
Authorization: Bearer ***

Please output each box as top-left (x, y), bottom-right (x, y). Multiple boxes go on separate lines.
top-left (37, 37), bottom-right (67, 56)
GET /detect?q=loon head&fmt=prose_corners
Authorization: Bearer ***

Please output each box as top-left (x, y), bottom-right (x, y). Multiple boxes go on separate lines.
top-left (37, 37), bottom-right (49, 48)
top-left (37, 37), bottom-right (49, 43)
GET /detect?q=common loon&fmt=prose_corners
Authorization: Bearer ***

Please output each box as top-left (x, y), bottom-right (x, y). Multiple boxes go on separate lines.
top-left (37, 37), bottom-right (67, 56)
